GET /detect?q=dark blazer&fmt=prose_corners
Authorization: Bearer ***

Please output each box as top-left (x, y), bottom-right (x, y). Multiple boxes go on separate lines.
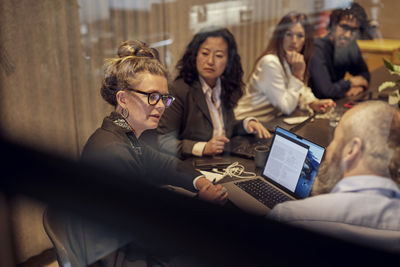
top-left (81, 112), bottom-right (199, 191)
top-left (157, 78), bottom-right (246, 158)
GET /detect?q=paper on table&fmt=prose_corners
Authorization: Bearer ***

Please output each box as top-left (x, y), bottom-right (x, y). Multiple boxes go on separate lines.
top-left (283, 116), bottom-right (309, 125)
top-left (200, 170), bottom-right (224, 183)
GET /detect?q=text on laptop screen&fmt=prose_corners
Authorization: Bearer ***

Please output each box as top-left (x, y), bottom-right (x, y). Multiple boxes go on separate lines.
top-left (262, 127), bottom-right (325, 198)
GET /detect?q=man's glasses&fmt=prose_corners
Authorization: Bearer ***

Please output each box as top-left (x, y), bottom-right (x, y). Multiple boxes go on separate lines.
top-left (338, 23), bottom-right (359, 35)
top-left (127, 88), bottom-right (175, 108)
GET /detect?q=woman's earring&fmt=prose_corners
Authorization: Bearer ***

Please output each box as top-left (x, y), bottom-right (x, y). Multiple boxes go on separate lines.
top-left (121, 108), bottom-right (129, 119)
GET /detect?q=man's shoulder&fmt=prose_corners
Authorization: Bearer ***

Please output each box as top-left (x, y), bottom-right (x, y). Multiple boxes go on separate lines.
top-left (314, 36), bottom-right (331, 50)
top-left (270, 185), bottom-right (400, 227)
top-left (269, 189), bottom-right (400, 252)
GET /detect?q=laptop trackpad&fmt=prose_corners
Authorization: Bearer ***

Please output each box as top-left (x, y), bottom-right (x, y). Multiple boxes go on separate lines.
top-left (223, 179), bottom-right (270, 216)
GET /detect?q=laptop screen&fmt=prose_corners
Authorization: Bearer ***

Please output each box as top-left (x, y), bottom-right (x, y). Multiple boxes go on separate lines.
top-left (262, 127), bottom-right (325, 198)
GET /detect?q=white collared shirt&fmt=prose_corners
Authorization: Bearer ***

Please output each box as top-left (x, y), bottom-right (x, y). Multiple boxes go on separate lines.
top-left (201, 76), bottom-right (225, 137)
top-left (192, 77), bottom-right (224, 156)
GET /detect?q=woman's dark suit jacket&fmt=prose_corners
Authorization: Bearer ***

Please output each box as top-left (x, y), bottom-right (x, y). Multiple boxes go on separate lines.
top-left (157, 78), bottom-right (246, 158)
top-left (81, 112), bottom-right (199, 191)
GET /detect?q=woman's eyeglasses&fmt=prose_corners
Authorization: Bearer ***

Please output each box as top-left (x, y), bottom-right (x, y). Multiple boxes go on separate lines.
top-left (127, 88), bottom-right (175, 108)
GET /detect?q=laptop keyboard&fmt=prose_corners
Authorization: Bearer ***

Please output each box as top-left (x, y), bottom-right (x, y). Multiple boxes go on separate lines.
top-left (234, 178), bottom-right (292, 209)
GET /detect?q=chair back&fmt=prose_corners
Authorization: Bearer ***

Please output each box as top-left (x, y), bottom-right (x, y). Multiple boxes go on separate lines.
top-left (42, 208), bottom-right (86, 267)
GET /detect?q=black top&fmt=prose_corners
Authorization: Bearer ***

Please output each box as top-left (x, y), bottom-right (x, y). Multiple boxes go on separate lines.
top-left (81, 112), bottom-right (199, 191)
top-left (309, 36), bottom-right (370, 99)
top-left (157, 78), bottom-right (246, 158)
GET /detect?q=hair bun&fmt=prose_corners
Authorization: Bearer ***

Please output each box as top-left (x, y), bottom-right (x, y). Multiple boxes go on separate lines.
top-left (117, 40), bottom-right (159, 60)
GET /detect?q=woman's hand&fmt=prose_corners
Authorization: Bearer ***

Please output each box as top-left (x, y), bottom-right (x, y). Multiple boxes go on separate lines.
top-left (286, 51), bottom-right (306, 81)
top-left (246, 120), bottom-right (272, 139)
top-left (309, 99), bottom-right (336, 113)
top-left (203, 135), bottom-right (230, 156)
top-left (196, 177), bottom-right (228, 205)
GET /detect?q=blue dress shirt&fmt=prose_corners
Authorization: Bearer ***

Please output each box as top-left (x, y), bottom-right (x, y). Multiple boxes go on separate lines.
top-left (268, 175), bottom-right (400, 252)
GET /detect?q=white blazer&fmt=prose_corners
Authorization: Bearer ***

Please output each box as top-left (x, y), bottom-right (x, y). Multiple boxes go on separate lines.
top-left (235, 54), bottom-right (317, 122)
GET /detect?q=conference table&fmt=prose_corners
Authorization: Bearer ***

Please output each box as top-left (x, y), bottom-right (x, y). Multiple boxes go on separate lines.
top-left (187, 92), bottom-right (367, 180)
top-left (184, 66), bottom-right (397, 215)
top-left (186, 65), bottom-right (396, 186)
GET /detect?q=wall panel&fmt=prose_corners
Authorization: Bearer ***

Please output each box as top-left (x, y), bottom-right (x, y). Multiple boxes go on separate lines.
top-left (0, 0), bottom-right (311, 159)
top-left (0, 0), bottom-right (80, 157)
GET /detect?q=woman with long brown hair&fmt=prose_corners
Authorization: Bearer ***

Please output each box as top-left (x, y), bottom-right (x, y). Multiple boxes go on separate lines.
top-left (235, 12), bottom-right (335, 122)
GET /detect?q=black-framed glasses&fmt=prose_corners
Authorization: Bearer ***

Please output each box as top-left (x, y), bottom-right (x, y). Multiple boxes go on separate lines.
top-left (126, 88), bottom-right (175, 108)
top-left (338, 23), bottom-right (359, 35)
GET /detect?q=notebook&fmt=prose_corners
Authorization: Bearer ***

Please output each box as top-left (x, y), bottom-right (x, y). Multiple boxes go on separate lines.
top-left (223, 126), bottom-right (325, 215)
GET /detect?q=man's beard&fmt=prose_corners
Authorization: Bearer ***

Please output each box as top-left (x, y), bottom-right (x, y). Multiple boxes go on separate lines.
top-left (311, 144), bottom-right (344, 196)
top-left (333, 40), bottom-right (359, 67)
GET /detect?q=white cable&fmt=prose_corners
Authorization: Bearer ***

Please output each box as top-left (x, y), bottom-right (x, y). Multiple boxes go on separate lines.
top-left (213, 162), bottom-right (256, 179)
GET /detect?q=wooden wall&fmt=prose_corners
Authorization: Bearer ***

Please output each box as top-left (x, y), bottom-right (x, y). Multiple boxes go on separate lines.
top-left (1, 0), bottom-right (398, 160)
top-left (357, 0), bottom-right (400, 40)
top-left (0, 0), bottom-right (289, 160)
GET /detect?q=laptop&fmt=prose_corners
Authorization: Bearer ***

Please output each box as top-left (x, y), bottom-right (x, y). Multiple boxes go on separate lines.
top-left (223, 126), bottom-right (325, 215)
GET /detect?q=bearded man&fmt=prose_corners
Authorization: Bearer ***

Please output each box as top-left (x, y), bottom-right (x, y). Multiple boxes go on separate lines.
top-left (309, 4), bottom-right (370, 99)
top-left (268, 101), bottom-right (400, 253)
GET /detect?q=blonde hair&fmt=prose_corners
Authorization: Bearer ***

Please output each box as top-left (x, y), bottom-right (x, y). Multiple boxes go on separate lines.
top-left (100, 40), bottom-right (168, 106)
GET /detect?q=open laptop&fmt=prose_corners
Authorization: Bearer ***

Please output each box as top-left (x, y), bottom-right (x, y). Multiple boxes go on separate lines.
top-left (223, 127), bottom-right (325, 215)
